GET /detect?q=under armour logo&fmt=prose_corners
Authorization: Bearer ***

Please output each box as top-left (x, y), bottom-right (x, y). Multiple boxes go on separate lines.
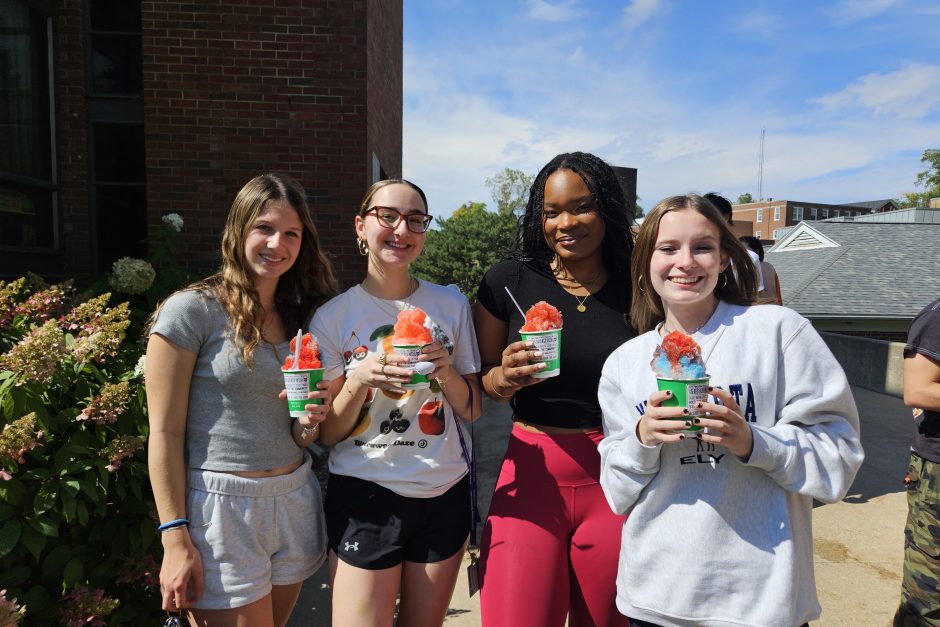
top-left (344, 541), bottom-right (359, 552)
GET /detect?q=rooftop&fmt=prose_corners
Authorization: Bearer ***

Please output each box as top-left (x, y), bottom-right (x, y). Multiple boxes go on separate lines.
top-left (766, 221), bottom-right (940, 319)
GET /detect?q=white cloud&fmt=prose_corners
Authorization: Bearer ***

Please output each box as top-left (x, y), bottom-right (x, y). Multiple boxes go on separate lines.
top-left (621, 0), bottom-right (664, 31)
top-left (526, 0), bottom-right (584, 22)
top-left (811, 63), bottom-right (940, 118)
top-left (730, 10), bottom-right (783, 36)
top-left (829, 0), bottom-right (904, 24)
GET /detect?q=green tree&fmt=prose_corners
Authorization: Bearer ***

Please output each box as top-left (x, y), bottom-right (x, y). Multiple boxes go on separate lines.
top-left (634, 197), bottom-right (645, 219)
top-left (485, 168), bottom-right (534, 216)
top-left (412, 202), bottom-right (518, 298)
top-left (737, 193), bottom-right (754, 204)
top-left (897, 149), bottom-right (940, 208)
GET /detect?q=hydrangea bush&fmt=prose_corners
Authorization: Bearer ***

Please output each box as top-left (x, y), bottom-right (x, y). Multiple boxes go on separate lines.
top-left (0, 278), bottom-right (163, 625)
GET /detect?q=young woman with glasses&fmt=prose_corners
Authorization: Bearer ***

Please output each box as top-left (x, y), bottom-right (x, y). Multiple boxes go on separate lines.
top-left (310, 179), bottom-right (483, 627)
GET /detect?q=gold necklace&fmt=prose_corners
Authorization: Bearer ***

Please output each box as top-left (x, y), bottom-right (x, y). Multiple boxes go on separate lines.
top-left (551, 261), bottom-right (601, 313)
top-left (363, 276), bottom-right (418, 318)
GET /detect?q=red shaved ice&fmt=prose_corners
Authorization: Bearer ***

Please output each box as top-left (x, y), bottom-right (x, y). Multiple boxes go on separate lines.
top-left (521, 301), bottom-right (563, 332)
top-left (283, 332), bottom-right (322, 369)
top-left (394, 308), bottom-right (432, 345)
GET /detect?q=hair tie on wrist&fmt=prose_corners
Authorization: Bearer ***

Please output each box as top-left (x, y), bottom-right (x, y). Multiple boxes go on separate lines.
top-left (158, 518), bottom-right (190, 532)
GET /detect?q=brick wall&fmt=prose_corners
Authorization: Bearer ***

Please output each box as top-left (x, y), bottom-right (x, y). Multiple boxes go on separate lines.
top-left (56, 0), bottom-right (92, 279)
top-left (141, 0), bottom-right (400, 288)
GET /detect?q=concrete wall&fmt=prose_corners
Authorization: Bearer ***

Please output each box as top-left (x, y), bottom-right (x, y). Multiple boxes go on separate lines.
top-left (821, 332), bottom-right (905, 398)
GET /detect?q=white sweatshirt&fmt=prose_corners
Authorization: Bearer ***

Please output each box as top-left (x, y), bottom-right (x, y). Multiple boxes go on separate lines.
top-left (598, 301), bottom-right (864, 627)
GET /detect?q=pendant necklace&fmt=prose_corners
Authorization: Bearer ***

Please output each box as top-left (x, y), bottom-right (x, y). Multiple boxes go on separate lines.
top-left (364, 276), bottom-right (418, 319)
top-left (554, 271), bottom-right (599, 313)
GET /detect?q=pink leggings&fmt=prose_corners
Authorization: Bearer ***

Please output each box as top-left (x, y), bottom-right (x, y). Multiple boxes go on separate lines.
top-left (480, 424), bottom-right (628, 627)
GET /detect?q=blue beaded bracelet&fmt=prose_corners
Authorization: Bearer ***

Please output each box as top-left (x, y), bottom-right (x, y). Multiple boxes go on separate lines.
top-left (157, 518), bottom-right (190, 532)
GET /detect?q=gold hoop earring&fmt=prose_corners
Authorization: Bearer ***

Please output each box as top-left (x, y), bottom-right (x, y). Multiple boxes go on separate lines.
top-left (357, 238), bottom-right (368, 256)
top-left (718, 273), bottom-right (728, 289)
top-left (636, 275), bottom-right (645, 293)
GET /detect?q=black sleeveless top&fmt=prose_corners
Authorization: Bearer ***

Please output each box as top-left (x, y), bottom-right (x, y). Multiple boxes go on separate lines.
top-left (476, 260), bottom-right (636, 429)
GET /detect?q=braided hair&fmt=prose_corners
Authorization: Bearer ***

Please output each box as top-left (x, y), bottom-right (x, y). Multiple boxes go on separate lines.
top-left (512, 151), bottom-right (634, 280)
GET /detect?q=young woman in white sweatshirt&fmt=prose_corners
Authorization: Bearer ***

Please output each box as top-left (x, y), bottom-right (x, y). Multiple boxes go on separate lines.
top-left (598, 194), bottom-right (864, 627)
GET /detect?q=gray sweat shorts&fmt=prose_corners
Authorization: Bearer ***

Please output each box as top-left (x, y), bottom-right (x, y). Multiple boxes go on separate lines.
top-left (186, 454), bottom-right (327, 610)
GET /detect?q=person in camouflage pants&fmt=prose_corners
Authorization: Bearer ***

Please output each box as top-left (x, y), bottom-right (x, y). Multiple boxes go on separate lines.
top-left (894, 298), bottom-right (940, 626)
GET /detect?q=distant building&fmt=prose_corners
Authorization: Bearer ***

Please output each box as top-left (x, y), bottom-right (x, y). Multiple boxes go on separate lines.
top-left (1, 1), bottom-right (402, 286)
top-left (766, 221), bottom-right (940, 342)
top-left (731, 199), bottom-right (897, 241)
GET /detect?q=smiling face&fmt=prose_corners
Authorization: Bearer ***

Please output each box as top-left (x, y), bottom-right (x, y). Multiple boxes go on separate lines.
top-left (243, 199), bottom-right (303, 290)
top-left (649, 208), bottom-right (729, 319)
top-left (541, 169), bottom-right (606, 265)
top-left (355, 183), bottom-right (428, 268)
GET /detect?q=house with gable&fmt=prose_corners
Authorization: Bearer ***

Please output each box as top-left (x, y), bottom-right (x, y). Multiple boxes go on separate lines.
top-left (766, 221), bottom-right (940, 342)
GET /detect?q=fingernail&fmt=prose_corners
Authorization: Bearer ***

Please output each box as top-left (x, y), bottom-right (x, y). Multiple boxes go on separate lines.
top-left (678, 434), bottom-right (686, 440)
top-left (693, 418), bottom-right (701, 425)
top-left (665, 390), bottom-right (672, 397)
top-left (533, 351), bottom-right (543, 358)
top-left (696, 402), bottom-right (703, 409)
top-left (537, 362), bottom-right (547, 369)
top-left (695, 434), bottom-right (703, 440)
top-left (525, 341), bottom-right (535, 347)
top-left (707, 386), bottom-right (714, 392)
top-left (682, 408), bottom-right (690, 415)
top-left (684, 421), bottom-right (692, 427)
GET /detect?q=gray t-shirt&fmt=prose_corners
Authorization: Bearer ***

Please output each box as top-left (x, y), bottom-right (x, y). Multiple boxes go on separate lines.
top-left (150, 290), bottom-right (302, 471)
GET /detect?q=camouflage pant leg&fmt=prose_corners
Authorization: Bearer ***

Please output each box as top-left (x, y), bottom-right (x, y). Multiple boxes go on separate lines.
top-left (893, 453), bottom-right (940, 627)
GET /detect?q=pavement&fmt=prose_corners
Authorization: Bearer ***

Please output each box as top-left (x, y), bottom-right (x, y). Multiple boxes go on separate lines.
top-left (288, 385), bottom-right (913, 626)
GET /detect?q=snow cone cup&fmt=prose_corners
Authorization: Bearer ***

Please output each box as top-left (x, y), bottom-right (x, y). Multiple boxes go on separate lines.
top-left (282, 368), bottom-right (325, 417)
top-left (392, 344), bottom-right (431, 389)
top-left (519, 327), bottom-right (562, 379)
top-left (656, 376), bottom-right (709, 432)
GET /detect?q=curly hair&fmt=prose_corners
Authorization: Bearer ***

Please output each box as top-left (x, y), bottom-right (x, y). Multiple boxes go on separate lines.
top-left (512, 152), bottom-right (634, 282)
top-left (152, 173), bottom-right (337, 367)
top-left (630, 194), bottom-right (757, 333)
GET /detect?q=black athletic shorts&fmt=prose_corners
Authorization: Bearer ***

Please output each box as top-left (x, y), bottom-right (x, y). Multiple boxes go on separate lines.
top-left (325, 472), bottom-right (470, 570)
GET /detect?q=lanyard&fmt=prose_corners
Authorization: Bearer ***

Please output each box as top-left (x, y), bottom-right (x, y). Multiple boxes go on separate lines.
top-left (452, 375), bottom-right (478, 550)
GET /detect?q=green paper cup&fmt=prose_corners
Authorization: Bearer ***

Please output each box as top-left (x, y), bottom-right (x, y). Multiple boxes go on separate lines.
top-left (656, 376), bottom-right (710, 432)
top-left (519, 327), bottom-right (562, 379)
top-left (392, 343), bottom-right (431, 389)
top-left (282, 368), bottom-right (325, 417)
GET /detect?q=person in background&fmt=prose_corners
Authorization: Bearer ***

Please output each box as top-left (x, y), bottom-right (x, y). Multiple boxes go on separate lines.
top-left (894, 297), bottom-right (940, 626)
top-left (598, 194), bottom-right (863, 627)
top-left (147, 173), bottom-right (336, 626)
top-left (739, 235), bottom-right (783, 305)
top-left (311, 179), bottom-right (482, 627)
top-left (475, 152), bottom-right (634, 627)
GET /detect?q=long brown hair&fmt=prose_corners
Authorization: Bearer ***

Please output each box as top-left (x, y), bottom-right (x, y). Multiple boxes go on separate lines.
top-left (154, 173), bottom-right (337, 366)
top-left (630, 194), bottom-right (757, 333)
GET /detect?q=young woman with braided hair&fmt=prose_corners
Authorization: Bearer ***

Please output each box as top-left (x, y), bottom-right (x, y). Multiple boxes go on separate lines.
top-left (475, 152), bottom-right (635, 626)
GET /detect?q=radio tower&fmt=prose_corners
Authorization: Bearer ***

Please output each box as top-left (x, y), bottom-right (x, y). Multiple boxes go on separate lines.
top-left (757, 128), bottom-right (765, 200)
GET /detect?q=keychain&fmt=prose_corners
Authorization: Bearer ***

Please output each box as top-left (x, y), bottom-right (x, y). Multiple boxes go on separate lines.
top-left (163, 611), bottom-right (183, 627)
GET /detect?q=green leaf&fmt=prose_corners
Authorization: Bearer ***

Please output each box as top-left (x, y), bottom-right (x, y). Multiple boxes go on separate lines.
top-left (63, 557), bottom-right (83, 586)
top-left (0, 519), bottom-right (22, 558)
top-left (26, 515), bottom-right (58, 537)
top-left (20, 522), bottom-right (45, 559)
top-left (33, 482), bottom-right (57, 515)
top-left (0, 476), bottom-right (27, 505)
top-left (41, 544), bottom-right (71, 582)
top-left (369, 324), bottom-right (395, 341)
top-left (62, 479), bottom-right (81, 495)
top-left (60, 488), bottom-right (76, 522)
top-left (76, 499), bottom-right (89, 525)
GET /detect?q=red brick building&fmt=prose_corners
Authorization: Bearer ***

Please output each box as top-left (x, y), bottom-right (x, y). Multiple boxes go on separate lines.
top-left (1, 0), bottom-right (402, 287)
top-left (731, 198), bottom-right (898, 241)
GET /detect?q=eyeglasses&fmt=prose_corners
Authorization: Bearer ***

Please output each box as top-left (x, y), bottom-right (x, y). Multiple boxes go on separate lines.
top-left (364, 206), bottom-right (434, 233)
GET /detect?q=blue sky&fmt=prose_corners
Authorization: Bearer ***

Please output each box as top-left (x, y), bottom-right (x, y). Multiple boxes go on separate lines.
top-left (402, 0), bottom-right (940, 217)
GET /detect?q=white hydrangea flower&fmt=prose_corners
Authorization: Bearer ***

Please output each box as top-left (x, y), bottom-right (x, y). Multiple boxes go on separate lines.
top-left (109, 257), bottom-right (156, 295)
top-left (161, 213), bottom-right (184, 232)
top-left (133, 354), bottom-right (146, 378)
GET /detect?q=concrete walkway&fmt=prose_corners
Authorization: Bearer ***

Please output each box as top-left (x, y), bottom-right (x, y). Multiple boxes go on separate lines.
top-left (289, 386), bottom-right (912, 626)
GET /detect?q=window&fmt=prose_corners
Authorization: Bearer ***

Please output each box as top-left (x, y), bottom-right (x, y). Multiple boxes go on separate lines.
top-left (773, 206), bottom-right (780, 221)
top-left (756, 208), bottom-right (763, 222)
top-left (793, 206), bottom-right (803, 221)
top-left (86, 0), bottom-right (146, 272)
top-left (0, 1), bottom-right (57, 250)
top-left (822, 208), bottom-right (829, 219)
top-left (755, 230), bottom-right (761, 238)
top-left (834, 209), bottom-right (840, 218)
top-left (810, 208), bottom-right (818, 220)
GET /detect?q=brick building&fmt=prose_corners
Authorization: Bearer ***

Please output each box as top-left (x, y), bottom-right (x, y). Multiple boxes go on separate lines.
top-left (1, 0), bottom-right (402, 287)
top-left (731, 198), bottom-right (898, 241)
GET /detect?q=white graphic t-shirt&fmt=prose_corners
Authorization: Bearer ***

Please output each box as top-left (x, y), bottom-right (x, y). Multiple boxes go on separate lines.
top-left (310, 280), bottom-right (481, 498)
